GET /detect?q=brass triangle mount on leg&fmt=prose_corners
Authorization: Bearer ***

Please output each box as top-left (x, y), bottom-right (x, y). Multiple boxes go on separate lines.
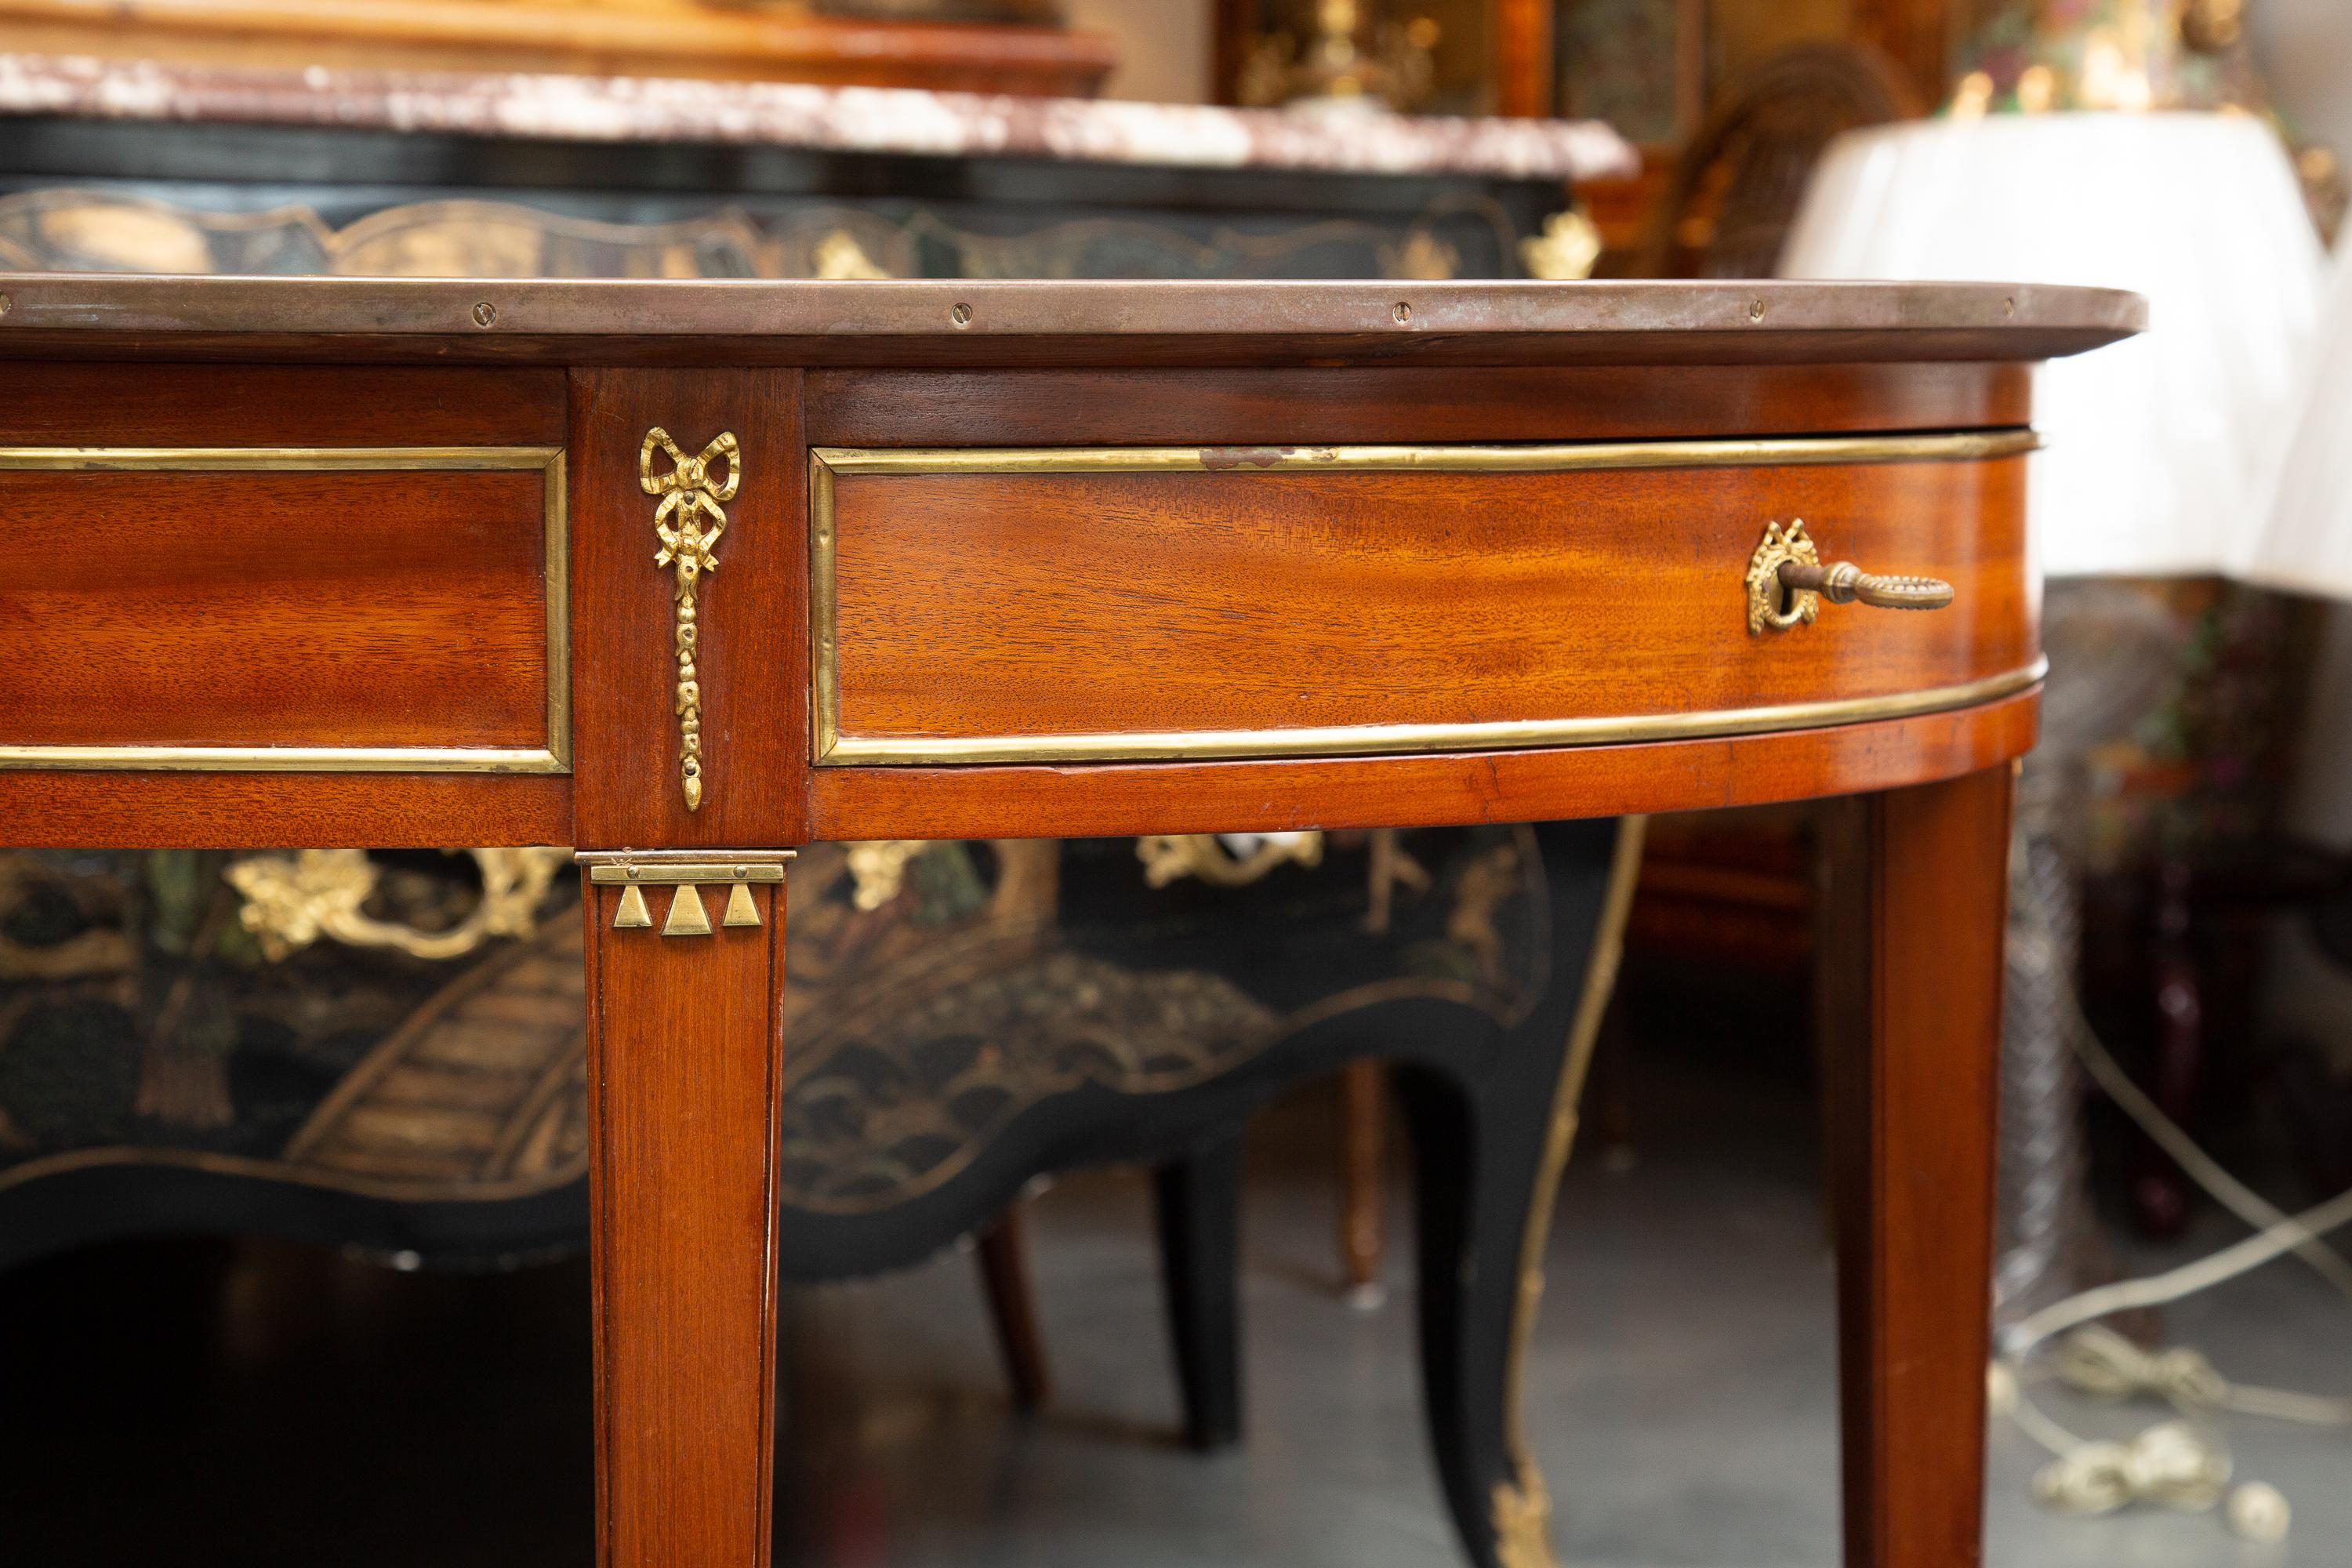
top-left (662, 884), bottom-right (712, 937)
top-left (576, 851), bottom-right (794, 941)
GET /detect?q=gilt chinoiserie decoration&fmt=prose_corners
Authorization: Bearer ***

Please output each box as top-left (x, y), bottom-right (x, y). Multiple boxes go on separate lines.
top-left (227, 846), bottom-right (570, 960)
top-left (641, 427), bottom-right (741, 811)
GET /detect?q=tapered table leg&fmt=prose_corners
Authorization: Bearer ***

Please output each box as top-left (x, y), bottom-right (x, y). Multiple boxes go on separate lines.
top-left (583, 857), bottom-right (790, 1568)
top-left (1819, 766), bottom-right (2012, 1568)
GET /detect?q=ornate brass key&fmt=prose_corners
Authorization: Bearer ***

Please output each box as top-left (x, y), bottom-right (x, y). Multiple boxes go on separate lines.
top-left (1746, 518), bottom-right (1953, 634)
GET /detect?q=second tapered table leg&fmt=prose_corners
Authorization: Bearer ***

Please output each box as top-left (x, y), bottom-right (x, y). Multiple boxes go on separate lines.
top-left (583, 857), bottom-right (791, 1568)
top-left (1820, 766), bottom-right (2013, 1568)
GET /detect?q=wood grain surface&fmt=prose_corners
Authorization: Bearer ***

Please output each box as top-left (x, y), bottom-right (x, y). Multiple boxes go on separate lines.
top-left (806, 687), bottom-right (2039, 840)
top-left (0, 466), bottom-right (552, 750)
top-left (0, 0), bottom-right (1118, 95)
top-left (822, 453), bottom-right (2031, 756)
top-left (0, 365), bottom-right (567, 764)
top-left (585, 875), bottom-right (787, 1568)
top-left (804, 363), bottom-right (2034, 448)
top-left (0, 362), bottom-right (567, 445)
top-left (1820, 766), bottom-right (2013, 1568)
top-left (568, 367), bottom-right (808, 851)
top-left (0, 771), bottom-right (568, 848)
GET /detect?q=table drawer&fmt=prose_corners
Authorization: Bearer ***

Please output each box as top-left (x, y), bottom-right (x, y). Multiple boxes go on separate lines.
top-left (811, 434), bottom-right (2038, 765)
top-left (0, 445), bottom-right (568, 771)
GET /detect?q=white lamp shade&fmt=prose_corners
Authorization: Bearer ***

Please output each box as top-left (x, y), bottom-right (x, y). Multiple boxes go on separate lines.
top-left (2244, 251), bottom-right (2352, 599)
top-left (1781, 113), bottom-right (2324, 579)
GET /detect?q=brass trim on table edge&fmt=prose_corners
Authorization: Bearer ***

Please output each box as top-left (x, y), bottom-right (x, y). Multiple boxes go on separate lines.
top-left (0, 745), bottom-right (567, 773)
top-left (811, 452), bottom-right (841, 761)
top-left (0, 444), bottom-right (572, 774)
top-left (0, 445), bottom-right (566, 471)
top-left (575, 849), bottom-right (797, 865)
top-left (815, 660), bottom-right (2048, 768)
top-left (583, 860), bottom-right (793, 886)
top-left (543, 449), bottom-right (572, 770)
top-left (808, 431), bottom-right (2042, 765)
top-left (1492, 815), bottom-right (1649, 1568)
top-left (810, 428), bottom-right (2041, 477)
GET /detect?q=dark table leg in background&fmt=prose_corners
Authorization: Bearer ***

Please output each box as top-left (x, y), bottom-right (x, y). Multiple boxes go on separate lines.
top-left (1156, 1128), bottom-right (1247, 1451)
top-left (1820, 765), bottom-right (2012, 1568)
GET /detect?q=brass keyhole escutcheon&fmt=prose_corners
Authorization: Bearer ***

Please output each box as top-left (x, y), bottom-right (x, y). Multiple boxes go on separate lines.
top-left (1745, 520), bottom-right (1953, 635)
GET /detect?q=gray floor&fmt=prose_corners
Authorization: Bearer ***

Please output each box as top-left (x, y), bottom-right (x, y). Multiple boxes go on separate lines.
top-left (775, 1049), bottom-right (2350, 1568)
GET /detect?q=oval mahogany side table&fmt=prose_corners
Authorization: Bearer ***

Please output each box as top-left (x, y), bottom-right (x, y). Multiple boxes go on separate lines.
top-left (0, 274), bottom-right (2142, 1568)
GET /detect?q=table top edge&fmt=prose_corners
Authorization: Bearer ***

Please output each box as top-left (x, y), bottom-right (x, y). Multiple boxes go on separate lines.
top-left (0, 276), bottom-right (2147, 363)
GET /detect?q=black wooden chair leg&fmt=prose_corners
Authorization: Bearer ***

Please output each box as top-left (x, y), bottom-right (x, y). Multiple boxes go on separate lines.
top-left (1153, 1127), bottom-right (1246, 1450)
top-left (975, 1204), bottom-right (1052, 1411)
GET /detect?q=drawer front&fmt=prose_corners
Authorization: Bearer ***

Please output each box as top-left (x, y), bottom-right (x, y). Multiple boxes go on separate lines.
top-left (0, 446), bottom-right (567, 771)
top-left (812, 434), bottom-right (2038, 765)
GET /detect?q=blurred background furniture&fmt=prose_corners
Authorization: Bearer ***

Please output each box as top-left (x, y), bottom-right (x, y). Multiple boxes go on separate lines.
top-left (0, 52), bottom-right (1623, 282)
top-left (1782, 2), bottom-right (2328, 1322)
top-left (2209, 244), bottom-right (2352, 1210)
top-left (0, 0), bottom-right (1121, 96)
top-left (1630, 39), bottom-right (1916, 281)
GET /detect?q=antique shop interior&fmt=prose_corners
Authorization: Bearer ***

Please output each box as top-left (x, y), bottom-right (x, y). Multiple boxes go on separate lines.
top-left (1, 2), bottom-right (2350, 1566)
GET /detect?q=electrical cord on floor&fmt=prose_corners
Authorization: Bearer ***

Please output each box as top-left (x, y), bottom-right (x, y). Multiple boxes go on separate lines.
top-left (2061, 1003), bottom-right (2352, 1306)
top-left (1984, 1004), bottom-right (2352, 1546)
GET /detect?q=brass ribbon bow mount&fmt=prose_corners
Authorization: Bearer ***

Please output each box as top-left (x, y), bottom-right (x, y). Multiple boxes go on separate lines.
top-left (642, 426), bottom-right (740, 811)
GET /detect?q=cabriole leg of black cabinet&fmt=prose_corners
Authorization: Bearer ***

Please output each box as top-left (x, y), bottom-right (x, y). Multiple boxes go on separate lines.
top-left (1156, 1127), bottom-right (1247, 1450)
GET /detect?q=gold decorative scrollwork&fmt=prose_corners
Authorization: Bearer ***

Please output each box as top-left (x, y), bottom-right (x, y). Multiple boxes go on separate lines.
top-left (1137, 833), bottom-right (1326, 889)
top-left (811, 230), bottom-right (891, 280)
top-left (1490, 818), bottom-right (1650, 1568)
top-left (226, 848), bottom-right (569, 963)
top-left (1518, 207), bottom-right (1602, 281)
top-left (1491, 1465), bottom-right (1558, 1568)
top-left (1745, 518), bottom-right (1824, 634)
top-left (845, 840), bottom-right (931, 911)
top-left (642, 426), bottom-right (741, 811)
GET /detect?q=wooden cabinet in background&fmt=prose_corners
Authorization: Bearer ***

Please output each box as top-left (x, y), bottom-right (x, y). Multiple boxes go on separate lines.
top-left (0, 0), bottom-right (1120, 96)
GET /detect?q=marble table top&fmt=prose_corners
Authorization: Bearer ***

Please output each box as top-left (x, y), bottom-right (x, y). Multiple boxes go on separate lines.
top-left (0, 51), bottom-right (1639, 183)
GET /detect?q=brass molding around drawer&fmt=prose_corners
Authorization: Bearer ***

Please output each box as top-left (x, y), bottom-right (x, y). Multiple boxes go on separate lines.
top-left (814, 661), bottom-right (2047, 765)
top-left (810, 431), bottom-right (2042, 768)
top-left (0, 445), bottom-right (570, 773)
top-left (813, 430), bottom-right (2039, 479)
